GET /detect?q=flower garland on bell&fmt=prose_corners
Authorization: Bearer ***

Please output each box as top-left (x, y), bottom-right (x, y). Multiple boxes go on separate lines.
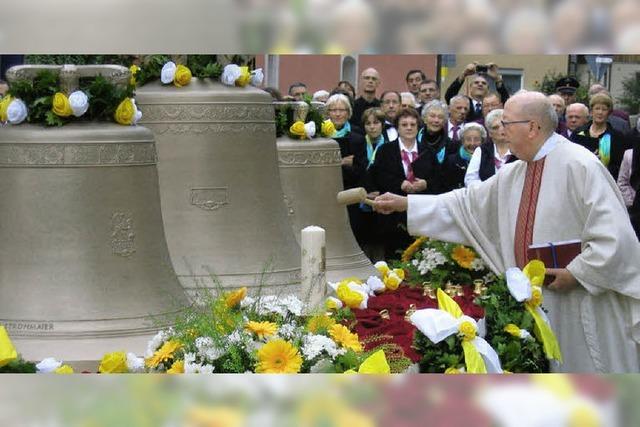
top-left (2, 69), bottom-right (139, 127)
top-left (275, 99), bottom-right (329, 140)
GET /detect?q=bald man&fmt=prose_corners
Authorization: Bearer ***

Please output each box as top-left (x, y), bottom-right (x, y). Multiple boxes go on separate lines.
top-left (375, 91), bottom-right (640, 373)
top-left (352, 67), bottom-right (381, 129)
top-left (565, 103), bottom-right (589, 138)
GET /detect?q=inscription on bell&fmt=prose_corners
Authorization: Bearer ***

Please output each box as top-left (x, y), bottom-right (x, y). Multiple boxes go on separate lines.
top-left (111, 212), bottom-right (136, 257)
top-left (190, 187), bottom-right (229, 211)
top-left (3, 322), bottom-right (54, 332)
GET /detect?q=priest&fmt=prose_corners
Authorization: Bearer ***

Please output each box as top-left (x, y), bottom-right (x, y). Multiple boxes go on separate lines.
top-left (374, 91), bottom-right (640, 372)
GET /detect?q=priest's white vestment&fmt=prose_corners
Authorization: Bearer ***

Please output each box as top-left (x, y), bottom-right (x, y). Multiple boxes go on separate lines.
top-left (407, 133), bottom-right (640, 372)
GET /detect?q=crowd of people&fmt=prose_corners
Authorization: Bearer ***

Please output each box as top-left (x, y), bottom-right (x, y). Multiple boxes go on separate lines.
top-left (267, 62), bottom-right (640, 261)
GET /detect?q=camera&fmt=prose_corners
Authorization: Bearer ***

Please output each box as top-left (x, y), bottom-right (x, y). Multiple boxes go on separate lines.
top-left (475, 64), bottom-right (488, 73)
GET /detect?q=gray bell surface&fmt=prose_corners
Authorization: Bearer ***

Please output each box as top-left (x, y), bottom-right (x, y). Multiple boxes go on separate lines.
top-left (0, 123), bottom-right (188, 364)
top-left (136, 80), bottom-right (301, 297)
top-left (277, 136), bottom-right (377, 282)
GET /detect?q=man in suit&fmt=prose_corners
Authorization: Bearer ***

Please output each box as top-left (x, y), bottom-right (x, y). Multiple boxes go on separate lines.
top-left (444, 62), bottom-right (510, 122)
top-left (548, 94), bottom-right (569, 137)
top-left (380, 90), bottom-right (401, 142)
top-left (565, 103), bottom-right (589, 138)
top-left (447, 95), bottom-right (469, 145)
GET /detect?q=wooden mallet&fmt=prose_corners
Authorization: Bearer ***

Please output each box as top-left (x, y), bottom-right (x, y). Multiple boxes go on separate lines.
top-left (336, 187), bottom-right (375, 207)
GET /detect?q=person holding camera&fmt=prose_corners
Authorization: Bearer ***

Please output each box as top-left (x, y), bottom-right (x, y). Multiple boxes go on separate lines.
top-left (444, 62), bottom-right (510, 122)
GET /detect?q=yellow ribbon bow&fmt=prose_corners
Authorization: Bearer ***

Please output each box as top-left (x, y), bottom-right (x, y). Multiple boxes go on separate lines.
top-left (345, 349), bottom-right (390, 374)
top-left (519, 261), bottom-right (563, 362)
top-left (437, 289), bottom-right (487, 373)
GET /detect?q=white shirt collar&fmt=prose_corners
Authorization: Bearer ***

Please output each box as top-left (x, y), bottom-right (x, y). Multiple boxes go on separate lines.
top-left (532, 132), bottom-right (563, 161)
top-left (399, 139), bottom-right (418, 153)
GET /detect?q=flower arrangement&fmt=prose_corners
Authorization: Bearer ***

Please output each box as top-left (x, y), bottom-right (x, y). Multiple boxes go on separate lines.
top-left (325, 267), bottom-right (404, 311)
top-left (275, 100), bottom-right (328, 140)
top-left (160, 61), bottom-right (193, 87)
top-left (397, 237), bottom-right (496, 288)
top-left (409, 288), bottom-right (502, 374)
top-left (2, 69), bottom-right (139, 127)
top-left (94, 287), bottom-right (389, 374)
top-left (220, 64), bottom-right (264, 88)
top-left (475, 260), bottom-right (561, 373)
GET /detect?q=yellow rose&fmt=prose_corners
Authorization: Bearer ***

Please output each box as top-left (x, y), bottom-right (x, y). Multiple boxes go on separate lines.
top-left (167, 359), bottom-right (184, 374)
top-left (321, 120), bottom-right (336, 137)
top-left (504, 324), bottom-right (522, 338)
top-left (55, 364), bottom-right (74, 374)
top-left (336, 283), bottom-right (364, 309)
top-left (52, 92), bottom-right (73, 117)
top-left (236, 66), bottom-right (251, 87)
top-left (458, 321), bottom-right (476, 341)
top-left (528, 286), bottom-right (543, 308)
top-left (0, 325), bottom-right (18, 368)
top-left (114, 98), bottom-right (135, 125)
top-left (392, 268), bottom-right (405, 281)
top-left (129, 64), bottom-right (140, 86)
top-left (0, 96), bottom-right (13, 122)
top-left (374, 261), bottom-right (390, 276)
top-left (383, 272), bottom-right (402, 291)
top-left (225, 287), bottom-right (247, 308)
top-left (174, 65), bottom-right (192, 87)
top-left (290, 121), bottom-right (308, 139)
top-left (444, 366), bottom-right (464, 374)
top-left (325, 296), bottom-right (343, 311)
top-left (98, 351), bottom-right (128, 373)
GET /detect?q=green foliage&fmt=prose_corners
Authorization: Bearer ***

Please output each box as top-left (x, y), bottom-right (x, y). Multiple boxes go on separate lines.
top-left (0, 358), bottom-right (37, 373)
top-left (25, 55), bottom-right (134, 66)
top-left (187, 55), bottom-right (222, 79)
top-left (133, 55), bottom-right (171, 87)
top-left (7, 69), bottom-right (133, 126)
top-left (619, 72), bottom-right (640, 114)
top-left (275, 100), bottom-right (327, 139)
top-left (413, 332), bottom-right (465, 373)
top-left (475, 276), bottom-right (549, 373)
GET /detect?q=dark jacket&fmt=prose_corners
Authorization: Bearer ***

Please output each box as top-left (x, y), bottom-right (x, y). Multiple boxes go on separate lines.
top-left (418, 128), bottom-right (457, 193)
top-left (570, 121), bottom-right (631, 181)
top-left (333, 128), bottom-right (367, 189)
top-left (477, 142), bottom-right (518, 182)
top-left (441, 150), bottom-right (471, 191)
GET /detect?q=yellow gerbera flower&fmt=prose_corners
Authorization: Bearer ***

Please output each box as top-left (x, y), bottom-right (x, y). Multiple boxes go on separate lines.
top-left (329, 324), bottom-right (363, 353)
top-left (167, 359), bottom-right (185, 374)
top-left (245, 321), bottom-right (278, 339)
top-left (255, 339), bottom-right (302, 373)
top-left (145, 340), bottom-right (182, 369)
top-left (225, 287), bottom-right (247, 308)
top-left (451, 245), bottom-right (476, 269)
top-left (402, 236), bottom-right (427, 262)
top-left (307, 314), bottom-right (336, 334)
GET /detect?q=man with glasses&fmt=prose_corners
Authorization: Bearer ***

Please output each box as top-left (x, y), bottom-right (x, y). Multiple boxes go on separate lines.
top-left (352, 68), bottom-right (381, 129)
top-left (445, 62), bottom-right (510, 122)
top-left (374, 90), bottom-right (640, 373)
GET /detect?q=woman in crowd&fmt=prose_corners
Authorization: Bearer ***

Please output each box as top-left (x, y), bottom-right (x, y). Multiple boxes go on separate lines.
top-left (464, 109), bottom-right (513, 187)
top-left (442, 122), bottom-right (485, 191)
top-left (366, 107), bottom-right (435, 259)
top-left (337, 80), bottom-right (356, 101)
top-left (325, 93), bottom-right (367, 245)
top-left (570, 92), bottom-right (630, 181)
top-left (417, 100), bottom-right (455, 194)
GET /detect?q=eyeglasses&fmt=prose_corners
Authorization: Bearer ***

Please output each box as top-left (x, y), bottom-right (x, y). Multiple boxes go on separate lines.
top-left (501, 119), bottom-right (531, 127)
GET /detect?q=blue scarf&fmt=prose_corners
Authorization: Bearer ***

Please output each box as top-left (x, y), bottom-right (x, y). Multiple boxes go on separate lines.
top-left (365, 134), bottom-right (385, 168)
top-left (598, 133), bottom-right (611, 167)
top-left (332, 121), bottom-right (351, 138)
top-left (459, 145), bottom-right (472, 162)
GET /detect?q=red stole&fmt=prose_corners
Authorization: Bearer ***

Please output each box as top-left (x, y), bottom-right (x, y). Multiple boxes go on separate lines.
top-left (514, 157), bottom-right (546, 269)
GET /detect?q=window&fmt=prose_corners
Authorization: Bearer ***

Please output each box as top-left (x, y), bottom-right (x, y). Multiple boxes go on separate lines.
top-left (499, 68), bottom-right (524, 94)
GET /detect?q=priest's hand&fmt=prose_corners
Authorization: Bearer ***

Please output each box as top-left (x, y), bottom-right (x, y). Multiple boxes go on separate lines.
top-left (546, 268), bottom-right (579, 292)
top-left (373, 192), bottom-right (408, 214)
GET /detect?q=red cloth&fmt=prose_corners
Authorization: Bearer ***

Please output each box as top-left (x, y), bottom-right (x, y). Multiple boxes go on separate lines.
top-left (353, 285), bottom-right (484, 362)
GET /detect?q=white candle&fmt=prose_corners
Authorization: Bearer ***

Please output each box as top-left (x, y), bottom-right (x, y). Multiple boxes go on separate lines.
top-left (300, 225), bottom-right (326, 309)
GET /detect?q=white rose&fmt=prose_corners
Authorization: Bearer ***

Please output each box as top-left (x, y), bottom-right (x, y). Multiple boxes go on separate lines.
top-left (250, 68), bottom-right (264, 86)
top-left (68, 90), bottom-right (89, 117)
top-left (126, 352), bottom-right (145, 373)
top-left (36, 357), bottom-right (62, 373)
top-left (304, 121), bottom-right (316, 138)
top-left (221, 64), bottom-right (241, 86)
top-left (131, 99), bottom-right (142, 125)
top-left (7, 99), bottom-right (27, 124)
top-left (160, 61), bottom-right (177, 84)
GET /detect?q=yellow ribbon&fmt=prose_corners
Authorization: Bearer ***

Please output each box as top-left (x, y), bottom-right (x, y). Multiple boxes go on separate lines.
top-left (357, 350), bottom-right (390, 374)
top-left (437, 289), bottom-right (487, 373)
top-left (522, 261), bottom-right (563, 362)
top-left (0, 325), bottom-right (18, 368)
